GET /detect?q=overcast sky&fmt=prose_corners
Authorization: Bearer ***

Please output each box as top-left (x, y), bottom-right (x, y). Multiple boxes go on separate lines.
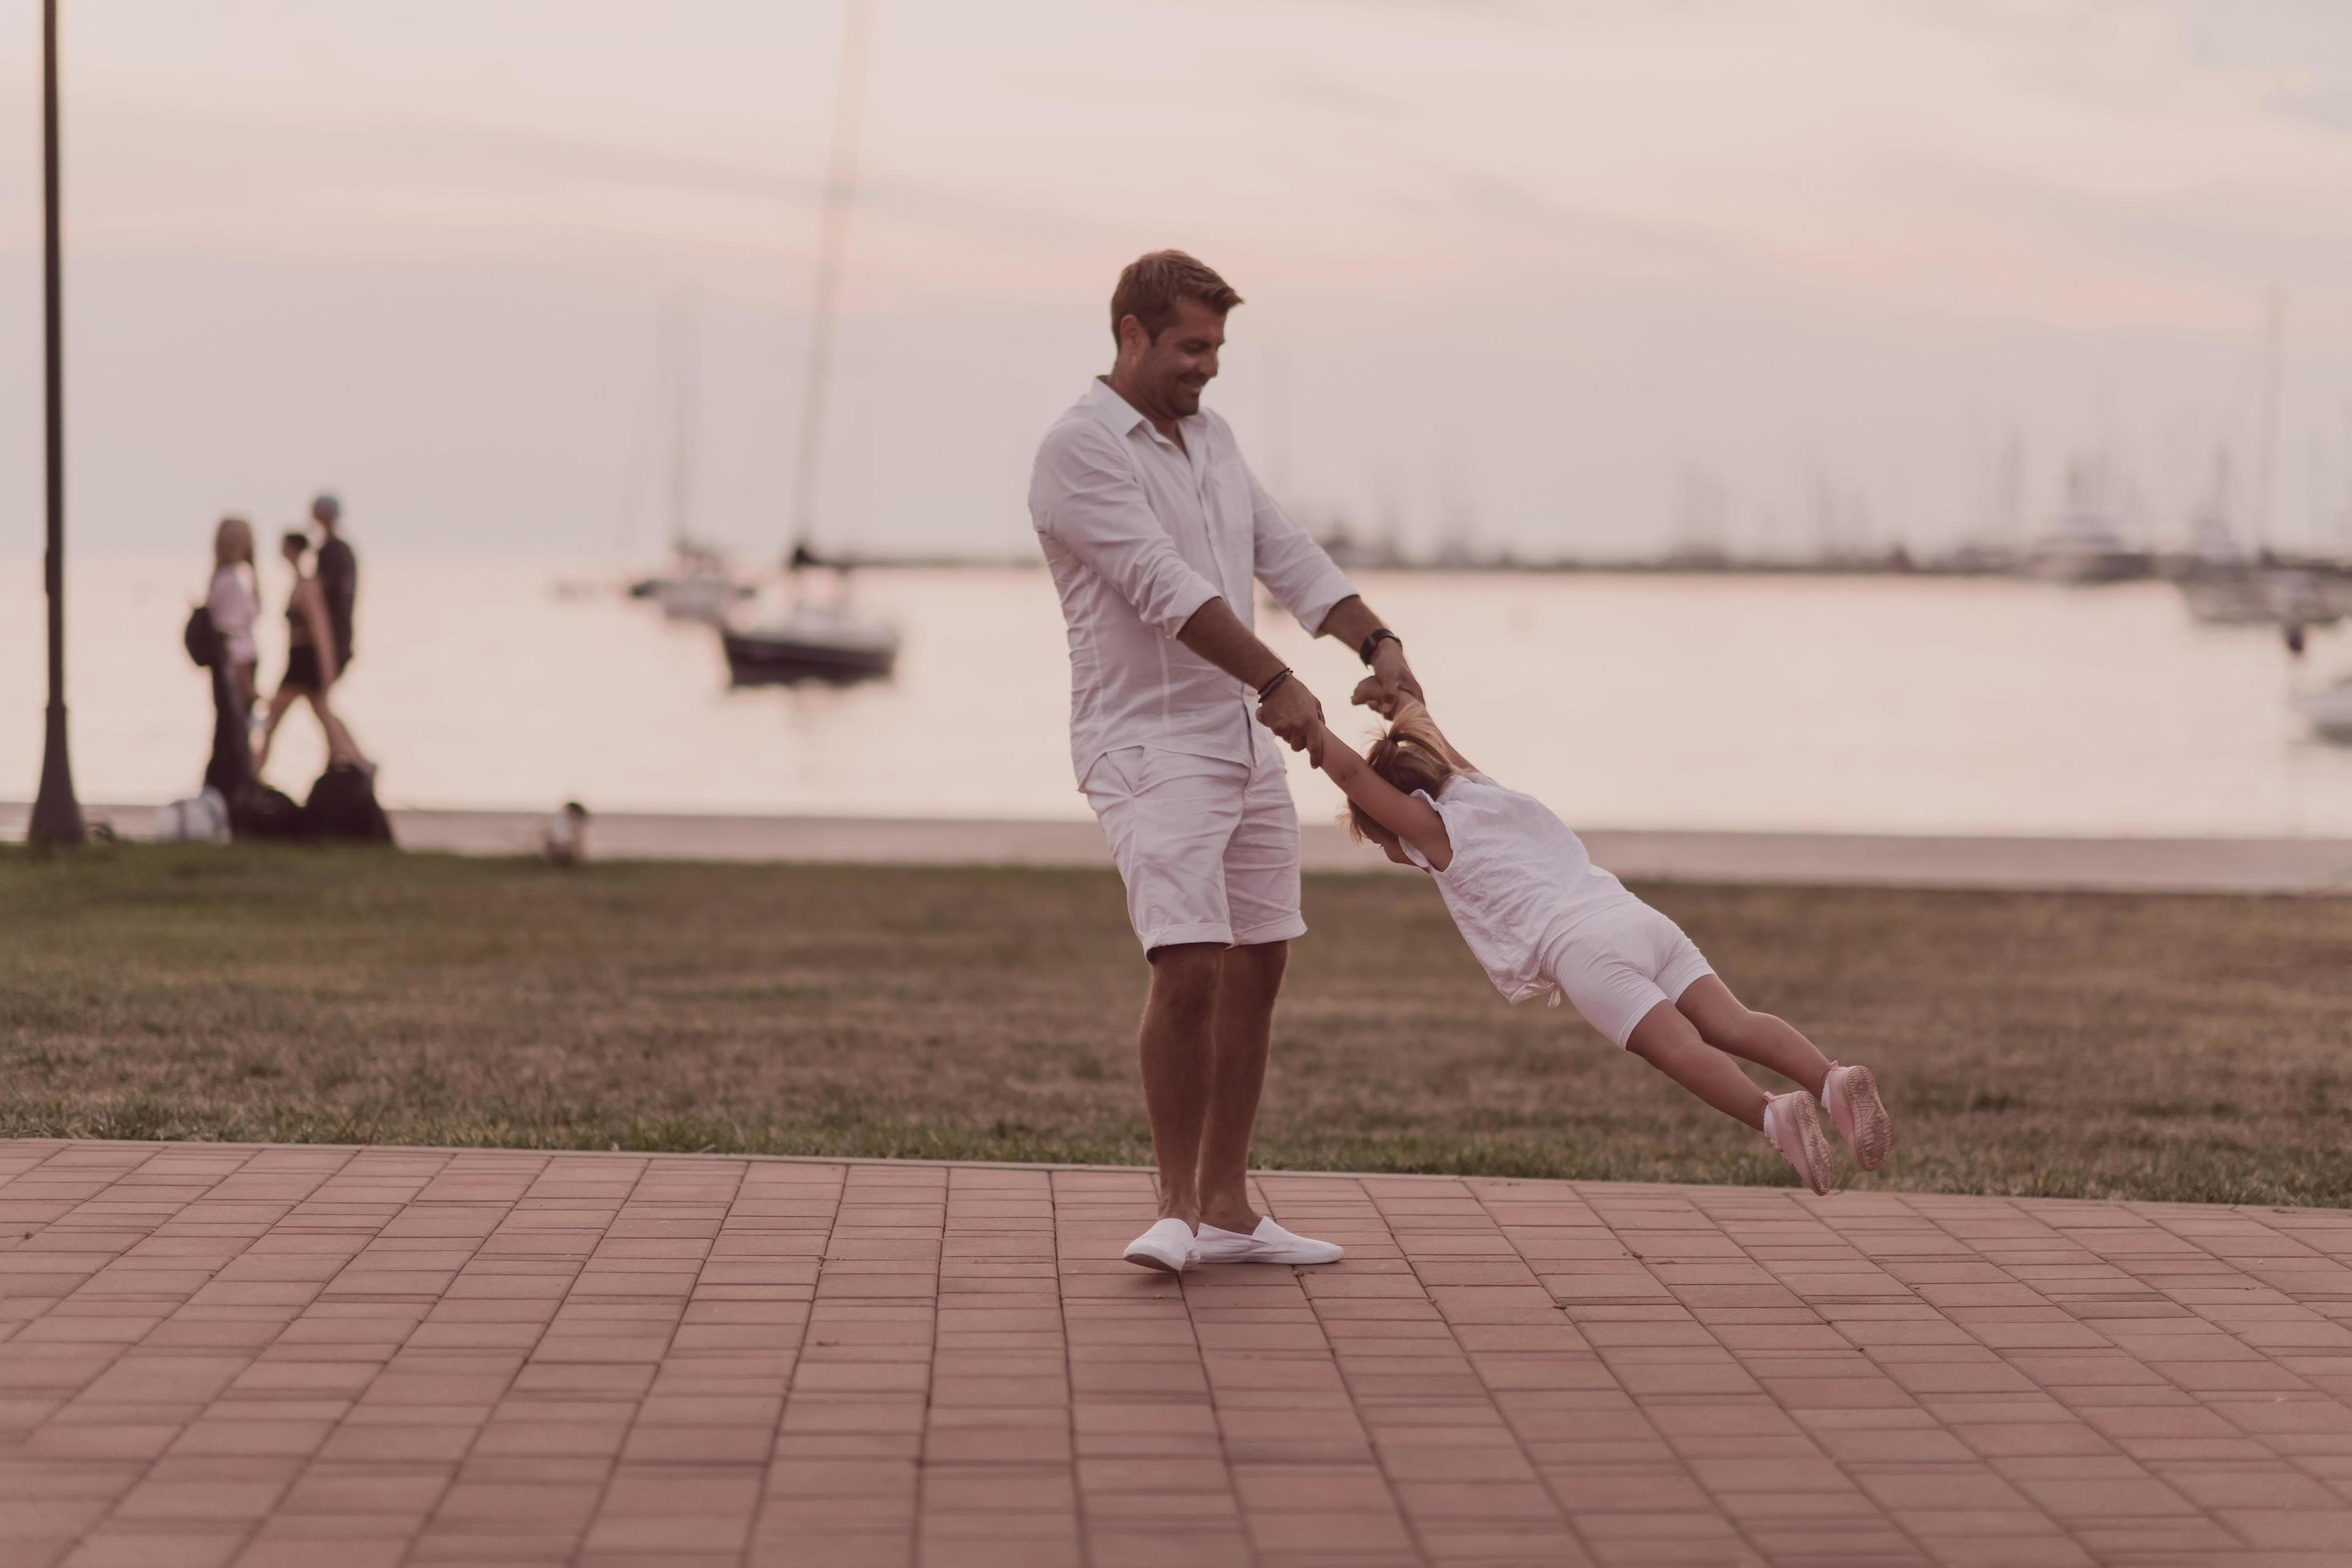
top-left (4, 0), bottom-right (2351, 562)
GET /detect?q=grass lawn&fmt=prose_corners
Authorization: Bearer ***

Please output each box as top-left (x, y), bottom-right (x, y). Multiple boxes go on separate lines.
top-left (5, 844), bottom-right (2348, 1205)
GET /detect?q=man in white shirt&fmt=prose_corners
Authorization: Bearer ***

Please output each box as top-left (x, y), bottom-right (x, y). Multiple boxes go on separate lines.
top-left (1030, 250), bottom-right (1422, 1272)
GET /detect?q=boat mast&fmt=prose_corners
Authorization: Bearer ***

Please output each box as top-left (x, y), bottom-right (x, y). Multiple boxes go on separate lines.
top-left (669, 291), bottom-right (695, 556)
top-left (786, 0), bottom-right (878, 570)
top-left (2251, 286), bottom-right (2284, 554)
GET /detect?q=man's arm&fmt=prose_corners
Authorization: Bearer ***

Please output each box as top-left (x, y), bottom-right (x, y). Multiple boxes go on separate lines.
top-left (324, 547), bottom-right (356, 641)
top-left (1033, 431), bottom-right (1223, 638)
top-left (299, 579), bottom-right (339, 687)
top-left (1311, 722), bottom-right (1452, 870)
top-left (1317, 594), bottom-right (1422, 706)
top-left (1176, 599), bottom-right (1322, 760)
top-left (1242, 462), bottom-right (1423, 705)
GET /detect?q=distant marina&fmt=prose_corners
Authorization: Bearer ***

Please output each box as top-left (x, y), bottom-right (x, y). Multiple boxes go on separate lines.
top-left (15, 559), bottom-right (2350, 837)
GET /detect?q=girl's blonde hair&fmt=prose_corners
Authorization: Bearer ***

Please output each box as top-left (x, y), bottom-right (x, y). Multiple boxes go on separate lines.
top-left (213, 514), bottom-right (254, 570)
top-left (1343, 706), bottom-right (1462, 842)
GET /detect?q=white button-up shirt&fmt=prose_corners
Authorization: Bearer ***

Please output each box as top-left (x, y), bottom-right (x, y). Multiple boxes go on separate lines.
top-left (1030, 378), bottom-right (1358, 782)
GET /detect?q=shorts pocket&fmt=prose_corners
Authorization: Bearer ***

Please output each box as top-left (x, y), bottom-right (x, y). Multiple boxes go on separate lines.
top-left (1081, 746), bottom-right (1144, 802)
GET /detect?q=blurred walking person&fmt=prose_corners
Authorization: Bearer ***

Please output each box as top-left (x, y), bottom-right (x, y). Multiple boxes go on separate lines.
top-left (207, 515), bottom-right (260, 716)
top-left (201, 515), bottom-right (262, 801)
top-left (312, 493), bottom-right (358, 685)
top-left (255, 529), bottom-right (366, 775)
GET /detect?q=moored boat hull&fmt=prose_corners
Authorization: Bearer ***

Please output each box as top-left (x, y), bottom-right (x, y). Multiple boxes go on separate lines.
top-left (2298, 678), bottom-right (2352, 746)
top-left (721, 618), bottom-right (898, 686)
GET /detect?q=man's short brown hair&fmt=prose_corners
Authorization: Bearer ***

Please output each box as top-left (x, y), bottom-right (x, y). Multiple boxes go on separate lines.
top-left (1110, 250), bottom-right (1242, 345)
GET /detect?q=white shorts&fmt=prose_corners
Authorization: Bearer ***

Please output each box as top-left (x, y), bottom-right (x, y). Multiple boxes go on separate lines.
top-left (1542, 900), bottom-right (1714, 1049)
top-left (1081, 743), bottom-right (1305, 953)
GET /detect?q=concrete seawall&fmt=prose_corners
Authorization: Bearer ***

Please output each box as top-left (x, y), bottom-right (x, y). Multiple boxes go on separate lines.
top-left (9, 802), bottom-right (2349, 894)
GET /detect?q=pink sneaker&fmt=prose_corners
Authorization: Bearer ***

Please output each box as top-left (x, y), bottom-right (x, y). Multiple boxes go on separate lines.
top-left (1766, 1090), bottom-right (1839, 1196)
top-left (1822, 1062), bottom-right (1894, 1171)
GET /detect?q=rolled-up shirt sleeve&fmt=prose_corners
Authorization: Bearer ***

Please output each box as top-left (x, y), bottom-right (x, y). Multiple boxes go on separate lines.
top-left (1032, 426), bottom-right (1222, 638)
top-left (1246, 466), bottom-right (1357, 636)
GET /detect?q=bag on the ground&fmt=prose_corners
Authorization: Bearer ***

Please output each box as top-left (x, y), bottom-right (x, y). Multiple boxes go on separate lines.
top-left (183, 603), bottom-right (221, 668)
top-left (303, 763), bottom-right (394, 845)
top-left (154, 787), bottom-right (230, 845)
top-left (230, 781), bottom-right (309, 840)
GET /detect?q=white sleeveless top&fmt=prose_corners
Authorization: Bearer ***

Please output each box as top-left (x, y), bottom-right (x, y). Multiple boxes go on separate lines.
top-left (1398, 771), bottom-right (1634, 1005)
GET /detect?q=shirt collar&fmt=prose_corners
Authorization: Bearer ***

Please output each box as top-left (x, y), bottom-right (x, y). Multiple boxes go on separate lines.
top-left (1085, 376), bottom-right (1199, 446)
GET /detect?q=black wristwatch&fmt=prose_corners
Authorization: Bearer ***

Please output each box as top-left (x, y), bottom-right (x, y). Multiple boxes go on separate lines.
top-left (1357, 628), bottom-right (1401, 666)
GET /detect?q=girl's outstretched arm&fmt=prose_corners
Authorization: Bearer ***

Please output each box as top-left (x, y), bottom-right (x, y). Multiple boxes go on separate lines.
top-left (1312, 722), bottom-right (1454, 870)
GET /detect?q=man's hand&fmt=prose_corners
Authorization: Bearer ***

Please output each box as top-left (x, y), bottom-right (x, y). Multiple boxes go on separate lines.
top-left (1255, 678), bottom-right (1326, 765)
top-left (1351, 672), bottom-right (1428, 722)
top-left (1368, 638), bottom-right (1422, 708)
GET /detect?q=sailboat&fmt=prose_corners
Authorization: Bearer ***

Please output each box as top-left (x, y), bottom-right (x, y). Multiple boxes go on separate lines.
top-left (626, 295), bottom-right (750, 624)
top-left (721, 546), bottom-right (898, 682)
top-left (2176, 450), bottom-right (2272, 623)
top-left (2026, 458), bottom-right (2154, 584)
top-left (721, 0), bottom-right (899, 686)
top-left (2298, 675), bottom-right (2352, 744)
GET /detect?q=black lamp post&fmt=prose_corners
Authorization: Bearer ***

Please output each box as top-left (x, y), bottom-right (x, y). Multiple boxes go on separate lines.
top-left (28, 0), bottom-right (83, 848)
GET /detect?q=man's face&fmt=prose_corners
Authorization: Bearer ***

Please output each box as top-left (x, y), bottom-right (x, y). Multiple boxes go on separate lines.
top-left (1124, 297), bottom-right (1224, 419)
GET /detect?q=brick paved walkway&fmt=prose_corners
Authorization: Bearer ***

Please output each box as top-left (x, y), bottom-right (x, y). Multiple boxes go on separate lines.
top-left (4, 1142), bottom-right (2352, 1567)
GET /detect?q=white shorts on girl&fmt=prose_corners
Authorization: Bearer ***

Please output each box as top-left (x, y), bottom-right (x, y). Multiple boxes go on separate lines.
top-left (1541, 901), bottom-right (1715, 1048)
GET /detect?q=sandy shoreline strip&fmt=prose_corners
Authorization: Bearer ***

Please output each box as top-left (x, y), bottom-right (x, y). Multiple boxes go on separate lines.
top-left (7, 802), bottom-right (2348, 894)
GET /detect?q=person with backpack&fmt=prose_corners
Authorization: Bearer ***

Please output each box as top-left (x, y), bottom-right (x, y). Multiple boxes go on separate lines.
top-left (206, 516), bottom-right (260, 717)
top-left (188, 515), bottom-right (264, 807)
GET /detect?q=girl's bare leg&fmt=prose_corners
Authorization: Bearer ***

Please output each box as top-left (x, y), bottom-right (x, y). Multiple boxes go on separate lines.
top-left (1675, 975), bottom-right (1834, 1098)
top-left (253, 686), bottom-right (297, 773)
top-left (1623, 1002), bottom-right (1769, 1130)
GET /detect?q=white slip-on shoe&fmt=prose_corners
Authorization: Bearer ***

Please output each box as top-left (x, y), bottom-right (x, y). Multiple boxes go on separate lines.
top-left (1122, 1217), bottom-right (1196, 1273)
top-left (1822, 1062), bottom-right (1895, 1172)
top-left (1191, 1217), bottom-right (1344, 1266)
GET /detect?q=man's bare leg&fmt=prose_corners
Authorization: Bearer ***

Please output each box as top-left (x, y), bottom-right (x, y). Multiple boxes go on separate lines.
top-left (306, 691), bottom-right (368, 770)
top-left (1197, 939), bottom-right (1285, 1235)
top-left (252, 686), bottom-right (298, 774)
top-left (1138, 943), bottom-right (1222, 1228)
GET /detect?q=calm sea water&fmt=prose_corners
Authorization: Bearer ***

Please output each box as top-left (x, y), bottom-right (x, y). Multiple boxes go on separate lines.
top-left (6, 558), bottom-right (2350, 837)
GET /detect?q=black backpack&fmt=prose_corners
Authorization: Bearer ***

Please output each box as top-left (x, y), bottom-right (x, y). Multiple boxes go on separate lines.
top-left (304, 764), bottom-right (394, 845)
top-left (230, 781), bottom-right (309, 840)
top-left (183, 604), bottom-right (222, 668)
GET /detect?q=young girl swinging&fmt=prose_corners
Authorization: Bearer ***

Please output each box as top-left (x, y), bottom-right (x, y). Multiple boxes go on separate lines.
top-left (1306, 687), bottom-right (1894, 1194)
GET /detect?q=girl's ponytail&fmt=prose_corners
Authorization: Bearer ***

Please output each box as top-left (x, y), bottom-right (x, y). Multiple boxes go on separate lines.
top-left (1343, 711), bottom-right (1462, 842)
